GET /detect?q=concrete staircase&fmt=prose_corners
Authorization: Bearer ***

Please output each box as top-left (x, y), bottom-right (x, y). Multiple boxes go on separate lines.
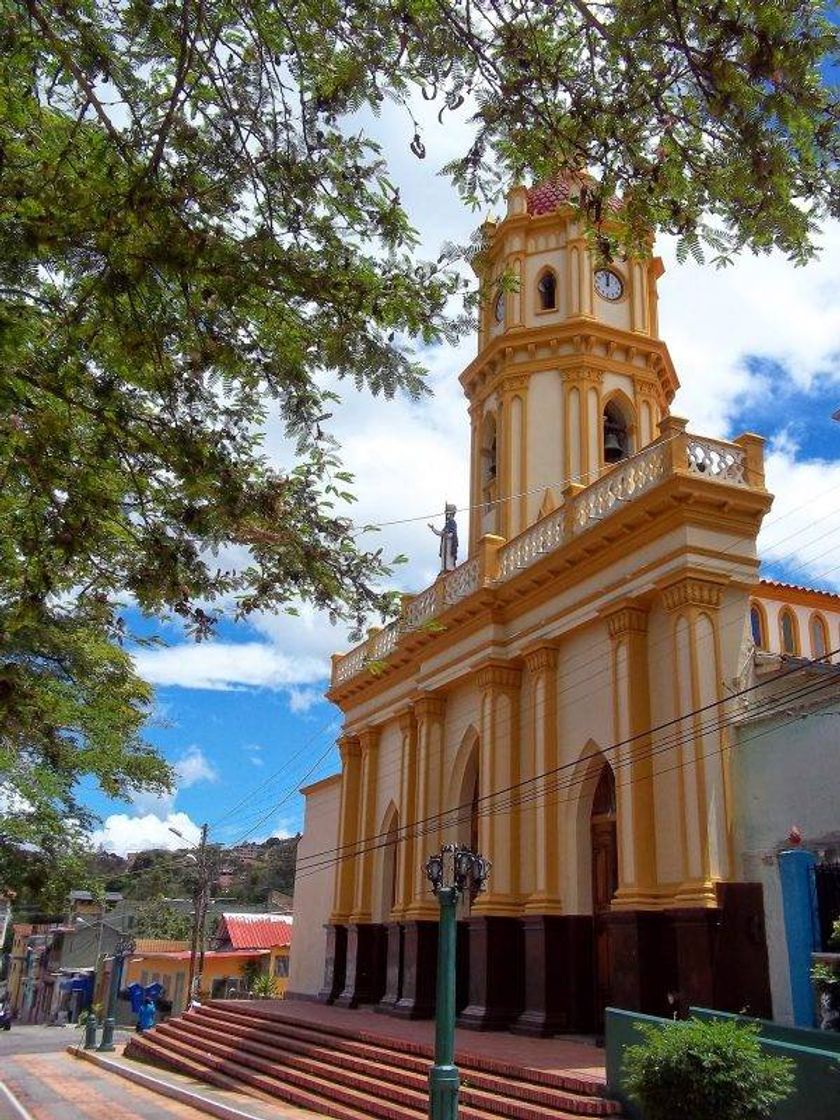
top-left (126, 1001), bottom-right (624, 1120)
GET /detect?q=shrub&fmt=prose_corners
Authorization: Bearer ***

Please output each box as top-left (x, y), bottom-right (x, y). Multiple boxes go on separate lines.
top-left (249, 974), bottom-right (279, 998)
top-left (622, 1017), bottom-right (794, 1120)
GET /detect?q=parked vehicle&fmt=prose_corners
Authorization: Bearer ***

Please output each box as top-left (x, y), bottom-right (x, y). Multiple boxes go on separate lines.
top-left (0, 1001), bottom-right (12, 1031)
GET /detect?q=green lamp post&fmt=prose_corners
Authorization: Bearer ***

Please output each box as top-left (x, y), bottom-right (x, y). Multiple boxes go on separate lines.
top-left (98, 936), bottom-right (136, 1052)
top-left (425, 844), bottom-right (491, 1120)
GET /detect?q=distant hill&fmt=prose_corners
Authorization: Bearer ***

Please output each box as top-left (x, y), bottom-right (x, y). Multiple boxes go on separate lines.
top-left (92, 835), bottom-right (301, 904)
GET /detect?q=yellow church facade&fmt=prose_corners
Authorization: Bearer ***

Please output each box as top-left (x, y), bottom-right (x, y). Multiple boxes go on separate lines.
top-left (288, 176), bottom-right (840, 1033)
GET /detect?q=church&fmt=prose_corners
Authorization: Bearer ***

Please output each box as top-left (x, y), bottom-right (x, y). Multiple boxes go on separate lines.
top-left (287, 173), bottom-right (840, 1033)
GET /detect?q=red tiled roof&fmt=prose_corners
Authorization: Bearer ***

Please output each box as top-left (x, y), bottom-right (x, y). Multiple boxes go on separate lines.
top-left (527, 171), bottom-right (621, 217)
top-left (220, 913), bottom-right (293, 950)
top-left (133, 949), bottom-right (269, 961)
top-left (758, 578), bottom-right (840, 601)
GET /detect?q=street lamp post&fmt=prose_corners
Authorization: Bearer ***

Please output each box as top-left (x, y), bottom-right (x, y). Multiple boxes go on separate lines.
top-left (424, 844), bottom-right (491, 1120)
top-left (97, 936), bottom-right (136, 1052)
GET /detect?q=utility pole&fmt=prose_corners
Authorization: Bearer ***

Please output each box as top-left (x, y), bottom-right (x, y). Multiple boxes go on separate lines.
top-left (187, 823), bottom-right (210, 1003)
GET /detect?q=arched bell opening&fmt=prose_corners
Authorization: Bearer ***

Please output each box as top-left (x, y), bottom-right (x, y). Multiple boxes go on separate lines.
top-left (480, 411), bottom-right (499, 534)
top-left (602, 399), bottom-right (633, 465)
top-left (536, 268), bottom-right (557, 311)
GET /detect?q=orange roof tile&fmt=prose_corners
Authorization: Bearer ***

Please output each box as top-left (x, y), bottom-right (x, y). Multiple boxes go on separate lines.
top-left (220, 913), bottom-right (293, 950)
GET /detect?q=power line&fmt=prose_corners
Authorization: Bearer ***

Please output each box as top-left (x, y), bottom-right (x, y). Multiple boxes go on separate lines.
top-left (293, 669), bottom-right (840, 884)
top-left (294, 646), bottom-right (840, 876)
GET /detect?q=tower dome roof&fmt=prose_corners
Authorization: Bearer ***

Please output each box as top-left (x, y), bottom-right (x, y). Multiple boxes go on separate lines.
top-left (526, 170), bottom-right (620, 216)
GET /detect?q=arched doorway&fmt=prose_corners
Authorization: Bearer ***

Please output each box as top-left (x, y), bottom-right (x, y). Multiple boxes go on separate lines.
top-left (590, 762), bottom-right (617, 1026)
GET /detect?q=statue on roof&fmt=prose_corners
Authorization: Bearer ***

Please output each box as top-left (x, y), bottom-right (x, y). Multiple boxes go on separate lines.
top-left (428, 503), bottom-right (458, 573)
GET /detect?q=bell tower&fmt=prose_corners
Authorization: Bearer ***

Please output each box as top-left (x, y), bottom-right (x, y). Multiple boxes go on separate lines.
top-left (461, 173), bottom-right (679, 553)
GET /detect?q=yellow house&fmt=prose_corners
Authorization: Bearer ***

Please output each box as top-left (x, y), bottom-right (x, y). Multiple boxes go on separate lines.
top-left (123, 914), bottom-right (293, 1015)
top-left (288, 170), bottom-right (840, 1034)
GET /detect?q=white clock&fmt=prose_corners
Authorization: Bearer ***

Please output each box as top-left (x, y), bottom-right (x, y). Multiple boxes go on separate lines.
top-left (594, 268), bottom-right (624, 301)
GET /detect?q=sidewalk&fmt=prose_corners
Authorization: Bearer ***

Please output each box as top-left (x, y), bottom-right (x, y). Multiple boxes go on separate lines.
top-left (0, 1044), bottom-right (318, 1120)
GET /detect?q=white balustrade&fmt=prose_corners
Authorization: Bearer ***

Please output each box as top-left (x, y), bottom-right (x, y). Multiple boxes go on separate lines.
top-left (333, 433), bottom-right (752, 685)
top-left (404, 584), bottom-right (440, 630)
top-left (498, 508), bottom-right (565, 580)
top-left (334, 644), bottom-right (367, 684)
top-left (443, 558), bottom-right (480, 606)
top-left (371, 622), bottom-right (400, 661)
top-left (685, 437), bottom-right (746, 484)
top-left (572, 443), bottom-right (670, 531)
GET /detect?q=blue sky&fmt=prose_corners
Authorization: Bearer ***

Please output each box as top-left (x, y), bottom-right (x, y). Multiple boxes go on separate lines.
top-left (85, 91), bottom-right (840, 857)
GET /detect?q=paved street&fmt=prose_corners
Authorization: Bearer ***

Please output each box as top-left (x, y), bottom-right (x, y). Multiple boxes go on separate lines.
top-left (0, 1025), bottom-right (219, 1120)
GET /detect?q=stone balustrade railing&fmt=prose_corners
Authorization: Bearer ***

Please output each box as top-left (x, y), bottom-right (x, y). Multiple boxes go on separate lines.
top-left (331, 423), bottom-right (757, 688)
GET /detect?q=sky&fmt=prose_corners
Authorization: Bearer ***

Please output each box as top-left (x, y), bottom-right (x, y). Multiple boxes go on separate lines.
top-left (85, 93), bottom-right (840, 858)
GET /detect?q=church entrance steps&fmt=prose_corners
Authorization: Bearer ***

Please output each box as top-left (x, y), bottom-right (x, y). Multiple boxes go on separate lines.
top-left (125, 1000), bottom-right (624, 1120)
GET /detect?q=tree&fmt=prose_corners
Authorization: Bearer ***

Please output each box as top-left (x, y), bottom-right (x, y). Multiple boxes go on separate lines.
top-left (1, 1), bottom-right (837, 874)
top-left (133, 894), bottom-right (193, 940)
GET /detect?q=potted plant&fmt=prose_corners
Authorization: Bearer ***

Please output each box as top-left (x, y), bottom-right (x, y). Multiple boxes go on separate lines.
top-left (622, 1017), bottom-right (794, 1120)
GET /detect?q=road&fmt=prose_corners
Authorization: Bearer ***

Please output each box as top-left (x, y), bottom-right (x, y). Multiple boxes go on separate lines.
top-left (0, 1023), bottom-right (218, 1120)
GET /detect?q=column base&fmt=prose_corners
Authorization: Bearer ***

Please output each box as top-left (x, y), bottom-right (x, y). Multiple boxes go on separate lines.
top-left (317, 924), bottom-right (347, 1004)
top-left (606, 883), bottom-right (772, 1020)
top-left (458, 914), bottom-right (522, 1031)
top-left (391, 920), bottom-right (437, 1019)
top-left (511, 915), bottom-right (594, 1036)
top-left (375, 922), bottom-right (403, 1012)
top-left (335, 923), bottom-right (386, 1008)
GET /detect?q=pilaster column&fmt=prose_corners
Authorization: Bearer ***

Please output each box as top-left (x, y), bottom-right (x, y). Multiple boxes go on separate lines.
top-left (468, 403), bottom-right (482, 552)
top-left (661, 577), bottom-right (730, 907)
top-left (472, 662), bottom-right (522, 914)
top-left (350, 727), bottom-right (381, 924)
top-left (394, 709), bottom-right (418, 918)
top-left (331, 735), bottom-right (362, 924)
top-left (406, 695), bottom-right (447, 920)
top-left (523, 645), bottom-right (563, 913)
top-left (501, 375), bottom-right (529, 539)
top-left (604, 604), bottom-right (658, 909)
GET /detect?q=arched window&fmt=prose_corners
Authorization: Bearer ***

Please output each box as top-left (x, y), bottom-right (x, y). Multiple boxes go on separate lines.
top-left (779, 609), bottom-right (799, 655)
top-left (810, 613), bottom-right (828, 660)
top-left (494, 290), bottom-right (505, 324)
top-left (481, 412), bottom-right (497, 486)
top-left (537, 270), bottom-right (557, 311)
top-left (750, 604), bottom-right (766, 649)
top-left (603, 399), bottom-right (631, 464)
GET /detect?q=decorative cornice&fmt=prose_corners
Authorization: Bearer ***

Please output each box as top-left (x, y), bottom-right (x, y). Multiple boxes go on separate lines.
top-left (397, 708), bottom-right (416, 736)
top-left (563, 367), bottom-right (604, 386)
top-left (661, 577), bottom-right (724, 613)
top-left (605, 605), bottom-right (649, 638)
top-left (358, 727), bottom-right (381, 754)
top-left (413, 694), bottom-right (447, 722)
top-left (501, 373), bottom-right (530, 394)
top-left (337, 735), bottom-right (361, 764)
top-left (475, 662), bottom-right (522, 692)
top-left (523, 644), bottom-right (559, 674)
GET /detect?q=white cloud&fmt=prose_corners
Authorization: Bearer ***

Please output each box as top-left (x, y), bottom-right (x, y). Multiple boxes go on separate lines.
top-left (758, 438), bottom-right (840, 590)
top-left (287, 687), bottom-right (323, 714)
top-left (174, 745), bottom-right (219, 788)
top-left (659, 224), bottom-right (840, 437)
top-left (133, 641), bottom-right (329, 691)
top-left (91, 810), bottom-right (202, 857)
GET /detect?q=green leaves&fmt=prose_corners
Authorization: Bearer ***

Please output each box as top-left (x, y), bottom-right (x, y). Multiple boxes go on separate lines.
top-left (622, 1017), bottom-right (795, 1120)
top-left (1, 0), bottom-right (838, 892)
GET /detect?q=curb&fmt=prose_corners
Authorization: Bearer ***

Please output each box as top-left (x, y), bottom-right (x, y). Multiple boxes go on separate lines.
top-left (69, 1046), bottom-right (268, 1120)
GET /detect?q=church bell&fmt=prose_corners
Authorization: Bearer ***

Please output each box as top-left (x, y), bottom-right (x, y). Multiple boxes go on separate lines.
top-left (603, 420), bottom-right (625, 463)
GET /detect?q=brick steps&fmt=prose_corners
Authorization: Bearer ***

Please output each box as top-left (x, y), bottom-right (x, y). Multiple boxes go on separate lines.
top-left (126, 1001), bottom-right (623, 1120)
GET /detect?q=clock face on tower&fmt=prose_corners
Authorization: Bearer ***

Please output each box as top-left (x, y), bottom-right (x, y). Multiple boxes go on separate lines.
top-left (594, 268), bottom-right (624, 301)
